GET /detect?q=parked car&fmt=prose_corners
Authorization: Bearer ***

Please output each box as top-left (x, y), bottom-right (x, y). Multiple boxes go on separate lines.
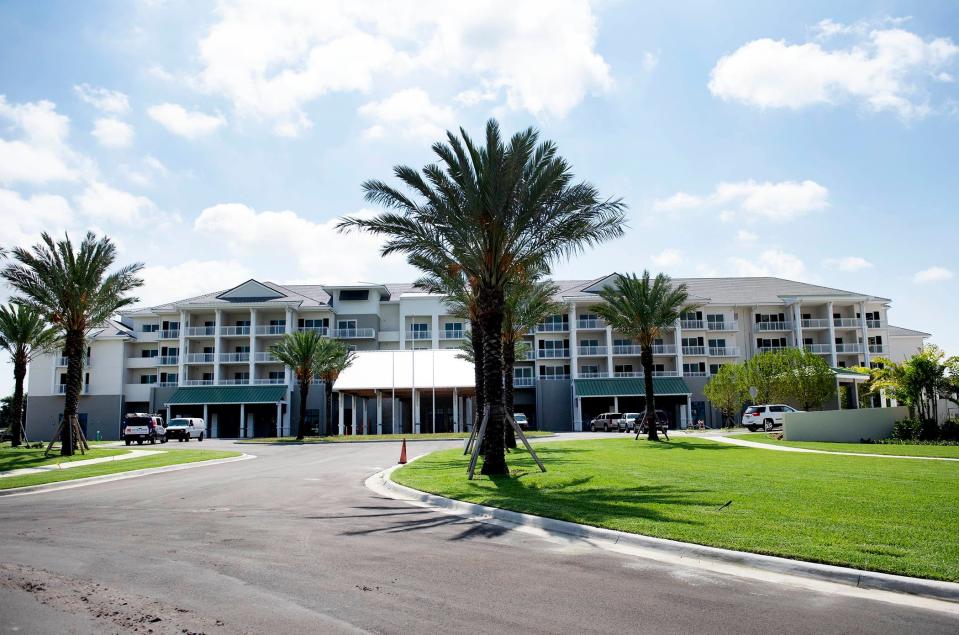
top-left (122, 413), bottom-right (167, 445)
top-left (589, 412), bottom-right (623, 432)
top-left (620, 412), bottom-right (641, 432)
top-left (0, 427), bottom-right (11, 443)
top-left (742, 404), bottom-right (800, 432)
top-left (636, 410), bottom-right (670, 435)
top-left (512, 413), bottom-right (529, 430)
top-left (165, 417), bottom-right (206, 442)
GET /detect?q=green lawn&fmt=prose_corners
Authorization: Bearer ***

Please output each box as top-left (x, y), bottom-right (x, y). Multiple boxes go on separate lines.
top-left (0, 446), bottom-right (129, 472)
top-left (394, 437), bottom-right (959, 581)
top-left (0, 449), bottom-right (241, 490)
top-left (731, 433), bottom-right (959, 458)
top-left (242, 431), bottom-right (552, 443)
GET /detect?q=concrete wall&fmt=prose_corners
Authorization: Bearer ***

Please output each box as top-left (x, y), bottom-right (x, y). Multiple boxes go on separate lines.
top-left (783, 406), bottom-right (908, 442)
top-left (25, 394), bottom-right (125, 441)
top-left (536, 380), bottom-right (573, 432)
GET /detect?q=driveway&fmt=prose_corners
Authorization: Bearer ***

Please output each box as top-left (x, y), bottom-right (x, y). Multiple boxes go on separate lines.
top-left (0, 436), bottom-right (956, 634)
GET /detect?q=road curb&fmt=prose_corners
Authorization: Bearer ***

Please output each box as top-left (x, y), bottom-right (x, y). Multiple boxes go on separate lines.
top-left (0, 453), bottom-right (256, 498)
top-left (367, 461), bottom-right (959, 604)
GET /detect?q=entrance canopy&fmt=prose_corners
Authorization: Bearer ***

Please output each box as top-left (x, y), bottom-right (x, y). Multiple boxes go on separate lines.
top-left (165, 385), bottom-right (288, 405)
top-left (832, 367), bottom-right (870, 383)
top-left (333, 349), bottom-right (475, 396)
top-left (574, 376), bottom-right (691, 398)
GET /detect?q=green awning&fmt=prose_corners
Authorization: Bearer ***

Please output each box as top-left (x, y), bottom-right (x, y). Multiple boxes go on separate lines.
top-left (165, 385), bottom-right (288, 405)
top-left (573, 377), bottom-right (690, 398)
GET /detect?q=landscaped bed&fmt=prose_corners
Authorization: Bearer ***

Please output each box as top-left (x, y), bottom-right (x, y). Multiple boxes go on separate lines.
top-left (393, 437), bottom-right (959, 581)
top-left (0, 448), bottom-right (242, 490)
top-left (241, 431), bottom-right (553, 443)
top-left (730, 432), bottom-right (959, 458)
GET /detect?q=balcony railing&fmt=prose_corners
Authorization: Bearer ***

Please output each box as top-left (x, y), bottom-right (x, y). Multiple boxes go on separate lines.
top-left (755, 321), bottom-right (793, 332)
top-left (707, 320), bottom-right (738, 331)
top-left (804, 344), bottom-right (832, 354)
top-left (219, 378), bottom-right (251, 385)
top-left (684, 370), bottom-right (708, 377)
top-left (612, 344), bottom-right (642, 355)
top-left (682, 346), bottom-right (706, 356)
top-left (708, 347), bottom-right (740, 357)
top-left (406, 330), bottom-right (431, 340)
top-left (836, 343), bottom-right (864, 353)
top-left (253, 378), bottom-right (286, 385)
top-left (159, 356), bottom-right (179, 366)
top-left (651, 345), bottom-right (676, 355)
top-left (536, 322), bottom-right (569, 332)
top-left (576, 318), bottom-right (603, 329)
top-left (513, 376), bottom-right (534, 387)
top-left (520, 350), bottom-right (535, 361)
top-left (182, 379), bottom-right (213, 386)
top-left (157, 381), bottom-right (178, 388)
top-left (654, 370), bottom-right (680, 377)
top-left (440, 330), bottom-right (465, 340)
top-left (297, 326), bottom-right (329, 335)
top-left (578, 371), bottom-right (609, 378)
top-left (866, 320), bottom-right (883, 329)
top-left (219, 352), bottom-right (250, 363)
top-left (577, 345), bottom-right (607, 356)
top-left (221, 326), bottom-right (250, 336)
top-left (538, 348), bottom-right (570, 359)
top-left (833, 318), bottom-right (859, 328)
top-left (254, 352), bottom-right (278, 363)
top-left (331, 328), bottom-right (375, 339)
top-left (56, 384), bottom-right (88, 394)
top-left (540, 373), bottom-right (571, 380)
top-left (869, 344), bottom-right (887, 354)
top-left (614, 371), bottom-right (643, 378)
top-left (680, 319), bottom-right (704, 330)
top-left (255, 325), bottom-right (286, 336)
top-left (159, 329), bottom-right (180, 339)
top-left (184, 353), bottom-right (215, 363)
top-left (186, 326), bottom-right (215, 337)
top-left (801, 319), bottom-right (830, 329)
top-left (756, 346), bottom-right (787, 353)
top-left (56, 356), bottom-right (90, 367)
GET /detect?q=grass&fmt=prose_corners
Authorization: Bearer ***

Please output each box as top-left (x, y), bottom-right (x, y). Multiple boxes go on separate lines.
top-left (732, 433), bottom-right (959, 458)
top-left (0, 449), bottom-right (241, 490)
top-left (241, 431), bottom-right (553, 443)
top-left (393, 437), bottom-right (959, 581)
top-left (0, 446), bottom-right (129, 472)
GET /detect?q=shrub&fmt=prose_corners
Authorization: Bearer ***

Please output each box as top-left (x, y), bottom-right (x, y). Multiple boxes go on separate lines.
top-left (941, 418), bottom-right (959, 442)
top-left (892, 418), bottom-right (922, 441)
top-left (919, 419), bottom-right (941, 441)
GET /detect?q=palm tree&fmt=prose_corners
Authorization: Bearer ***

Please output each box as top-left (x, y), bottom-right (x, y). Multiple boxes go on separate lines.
top-left (2, 232), bottom-right (143, 455)
top-left (271, 330), bottom-right (327, 441)
top-left (314, 338), bottom-right (355, 435)
top-left (339, 119), bottom-right (625, 475)
top-left (592, 272), bottom-right (698, 441)
top-left (0, 304), bottom-right (61, 446)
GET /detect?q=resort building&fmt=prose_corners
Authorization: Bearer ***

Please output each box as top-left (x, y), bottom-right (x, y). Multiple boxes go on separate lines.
top-left (24, 276), bottom-right (930, 440)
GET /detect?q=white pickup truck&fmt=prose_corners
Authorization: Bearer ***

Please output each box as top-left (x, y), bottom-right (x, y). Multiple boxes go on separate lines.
top-left (165, 417), bottom-right (206, 442)
top-left (122, 413), bottom-right (167, 445)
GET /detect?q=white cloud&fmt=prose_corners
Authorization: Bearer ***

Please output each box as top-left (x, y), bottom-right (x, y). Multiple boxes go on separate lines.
top-left (91, 117), bottom-right (134, 148)
top-left (653, 179), bottom-right (829, 222)
top-left (642, 51), bottom-right (659, 71)
top-left (120, 155), bottom-right (169, 187)
top-left (75, 180), bottom-right (158, 224)
top-left (737, 229), bottom-right (758, 242)
top-left (0, 96), bottom-right (86, 184)
top-left (193, 1), bottom-right (612, 135)
top-left (136, 259), bottom-right (254, 308)
top-left (708, 21), bottom-right (958, 119)
top-left (650, 248), bottom-right (682, 267)
top-left (359, 88), bottom-right (455, 140)
top-left (913, 266), bottom-right (954, 283)
top-left (73, 84), bottom-right (130, 114)
top-left (824, 256), bottom-right (873, 272)
top-left (728, 249), bottom-right (807, 280)
top-left (147, 103), bottom-right (225, 138)
top-left (194, 203), bottom-right (413, 281)
top-left (0, 188), bottom-right (74, 247)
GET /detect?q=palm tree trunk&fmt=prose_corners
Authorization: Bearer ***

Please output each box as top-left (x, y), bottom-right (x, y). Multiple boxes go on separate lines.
top-left (478, 285), bottom-right (508, 476)
top-left (325, 383), bottom-right (333, 435)
top-left (503, 338), bottom-right (517, 449)
top-left (641, 346), bottom-right (659, 441)
top-left (61, 329), bottom-right (85, 456)
top-left (471, 326), bottom-right (485, 433)
top-left (297, 382), bottom-right (308, 440)
top-left (11, 354), bottom-right (26, 447)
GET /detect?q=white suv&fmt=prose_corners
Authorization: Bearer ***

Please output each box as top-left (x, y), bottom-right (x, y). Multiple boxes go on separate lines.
top-left (742, 404), bottom-right (799, 432)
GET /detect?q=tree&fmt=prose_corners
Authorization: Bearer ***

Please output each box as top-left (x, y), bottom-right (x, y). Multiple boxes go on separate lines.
top-left (740, 350), bottom-right (785, 406)
top-left (315, 338), bottom-right (355, 435)
top-left (703, 364), bottom-right (748, 427)
top-left (271, 330), bottom-right (326, 440)
top-left (592, 272), bottom-right (698, 441)
top-left (0, 304), bottom-right (61, 446)
top-left (2, 232), bottom-right (143, 455)
top-left (340, 119), bottom-right (625, 474)
top-left (775, 347), bottom-right (836, 411)
top-left (867, 346), bottom-right (950, 421)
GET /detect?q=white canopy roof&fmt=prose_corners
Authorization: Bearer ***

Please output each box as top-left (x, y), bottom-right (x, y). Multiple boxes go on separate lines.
top-left (332, 349), bottom-right (475, 392)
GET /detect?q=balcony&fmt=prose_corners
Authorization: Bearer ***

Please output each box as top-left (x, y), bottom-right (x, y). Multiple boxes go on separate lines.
top-left (612, 344), bottom-right (642, 355)
top-left (159, 329), bottom-right (180, 339)
top-left (182, 379), bottom-right (213, 386)
top-left (221, 326), bottom-right (250, 336)
top-left (682, 346), bottom-right (706, 356)
top-left (297, 326), bottom-right (329, 336)
top-left (836, 343), bottom-right (864, 353)
top-left (255, 325), bottom-right (286, 336)
top-left (680, 319), bottom-right (704, 330)
top-left (755, 321), bottom-right (793, 332)
top-left (833, 318), bottom-right (859, 328)
top-left (538, 348), bottom-right (570, 359)
top-left (253, 378), bottom-right (286, 385)
top-left (127, 356), bottom-right (159, 369)
top-left (756, 346), bottom-right (787, 354)
top-left (186, 326), bottom-right (216, 337)
top-left (577, 345), bottom-right (607, 356)
top-left (157, 381), bottom-right (178, 388)
top-left (331, 328), bottom-right (376, 339)
top-left (684, 370), bottom-right (708, 377)
top-left (184, 353), bottom-right (215, 364)
top-left (254, 352), bottom-right (279, 363)
top-left (406, 330), bottom-right (432, 341)
top-left (869, 344), bottom-right (887, 354)
top-left (801, 319), bottom-right (830, 329)
top-left (159, 356), bottom-right (179, 366)
top-left (804, 344), bottom-right (832, 354)
top-left (576, 318), bottom-right (604, 329)
top-left (219, 352), bottom-right (250, 363)
top-left (219, 378), bottom-right (251, 385)
top-left (654, 370), bottom-right (680, 377)
top-left (513, 376), bottom-right (534, 387)
top-left (536, 322), bottom-right (569, 333)
top-left (866, 320), bottom-right (883, 329)
top-left (440, 330), bottom-right (465, 340)
top-left (614, 371), bottom-right (643, 378)
top-left (708, 346), bottom-right (740, 357)
top-left (707, 320), bottom-right (738, 331)
top-left (540, 373), bottom-right (571, 380)
top-left (578, 371), bottom-right (609, 378)
top-left (56, 384), bottom-right (88, 394)
top-left (651, 345), bottom-right (676, 355)
top-left (56, 356), bottom-right (90, 367)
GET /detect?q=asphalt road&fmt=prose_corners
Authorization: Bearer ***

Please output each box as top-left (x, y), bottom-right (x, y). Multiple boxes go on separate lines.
top-left (0, 435), bottom-right (956, 634)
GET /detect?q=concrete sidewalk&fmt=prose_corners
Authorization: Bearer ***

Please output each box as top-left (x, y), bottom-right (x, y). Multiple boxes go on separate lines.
top-left (0, 449), bottom-right (160, 478)
top-left (707, 435), bottom-right (959, 461)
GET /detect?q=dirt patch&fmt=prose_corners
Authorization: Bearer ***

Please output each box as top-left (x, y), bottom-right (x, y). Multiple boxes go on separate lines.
top-left (0, 563), bottom-right (245, 634)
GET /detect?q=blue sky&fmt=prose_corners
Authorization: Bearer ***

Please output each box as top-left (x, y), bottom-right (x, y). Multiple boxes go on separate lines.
top-left (0, 1), bottom-right (957, 395)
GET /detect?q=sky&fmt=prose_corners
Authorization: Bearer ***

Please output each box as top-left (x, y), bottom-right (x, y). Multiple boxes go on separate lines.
top-left (0, 0), bottom-right (957, 396)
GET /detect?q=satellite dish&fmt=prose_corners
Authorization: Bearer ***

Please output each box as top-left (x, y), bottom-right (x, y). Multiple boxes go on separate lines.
top-left (748, 386), bottom-right (759, 400)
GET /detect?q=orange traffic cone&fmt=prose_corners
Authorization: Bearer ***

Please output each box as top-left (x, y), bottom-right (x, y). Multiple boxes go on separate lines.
top-left (398, 439), bottom-right (408, 465)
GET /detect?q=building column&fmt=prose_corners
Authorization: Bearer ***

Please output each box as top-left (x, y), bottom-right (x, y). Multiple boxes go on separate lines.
top-left (613, 396), bottom-right (619, 412)
top-left (201, 404), bottom-right (207, 427)
top-left (827, 301), bottom-right (837, 367)
top-left (167, 406), bottom-right (171, 422)
top-left (337, 392), bottom-right (345, 435)
top-left (248, 308), bottom-right (257, 383)
top-left (351, 395), bottom-right (358, 435)
top-left (414, 389), bottom-right (421, 433)
top-left (674, 319), bottom-right (684, 376)
top-left (604, 325), bottom-right (613, 378)
top-left (431, 313), bottom-right (440, 350)
top-left (686, 394), bottom-right (692, 428)
top-left (792, 302), bottom-right (803, 350)
top-left (850, 382), bottom-right (860, 409)
top-left (452, 387), bottom-right (458, 432)
top-left (239, 403), bottom-right (245, 439)
top-left (276, 401), bottom-right (282, 437)
top-left (568, 304), bottom-right (578, 378)
top-left (376, 390), bottom-right (383, 435)
top-left (213, 308), bottom-right (223, 384)
top-left (177, 309), bottom-right (187, 385)
top-left (859, 300), bottom-right (871, 367)
top-left (362, 397), bottom-right (368, 435)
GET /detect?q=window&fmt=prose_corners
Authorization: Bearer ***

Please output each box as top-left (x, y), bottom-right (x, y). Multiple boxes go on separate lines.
top-left (681, 310), bottom-right (703, 321)
top-left (139, 374), bottom-right (158, 384)
top-left (141, 349), bottom-right (159, 358)
top-left (203, 346), bottom-right (214, 354)
top-left (756, 313), bottom-right (787, 323)
top-left (708, 338), bottom-right (726, 348)
top-left (653, 364), bottom-right (665, 373)
top-left (538, 365), bottom-right (570, 379)
top-left (204, 320), bottom-right (215, 327)
top-left (339, 289), bottom-right (369, 301)
top-left (161, 346), bottom-right (178, 356)
top-left (803, 337), bottom-right (814, 346)
top-left (578, 312), bottom-right (598, 322)
top-left (542, 314), bottom-right (568, 328)
top-left (682, 337), bottom-right (704, 347)
top-left (801, 313), bottom-right (811, 320)
top-left (234, 371), bottom-right (249, 380)
top-left (709, 364), bottom-right (723, 375)
top-left (514, 367), bottom-right (533, 379)
top-left (160, 372), bottom-right (177, 383)
top-left (410, 322), bottom-right (428, 333)
top-left (868, 336), bottom-right (883, 346)
top-left (235, 320), bottom-right (250, 327)
top-left (202, 372), bottom-right (213, 381)
top-left (769, 405), bottom-right (785, 413)
top-left (235, 345), bottom-right (250, 353)
top-left (269, 371), bottom-right (285, 380)
top-left (444, 322), bottom-right (463, 336)
top-left (337, 319), bottom-right (357, 330)
top-left (683, 362), bottom-right (705, 374)
top-left (706, 314), bottom-right (725, 326)
top-left (580, 338), bottom-right (599, 348)
top-left (580, 364), bottom-right (599, 375)
top-left (757, 338), bottom-right (787, 349)
top-left (653, 338), bottom-right (665, 346)
top-left (269, 319), bottom-right (286, 327)
top-left (539, 339), bottom-right (569, 353)
top-left (614, 364), bottom-right (633, 373)
top-left (837, 361), bottom-right (847, 368)
top-left (613, 338), bottom-right (631, 347)
top-left (299, 318), bottom-right (329, 328)
top-left (162, 320), bottom-right (180, 329)
top-left (141, 323), bottom-right (159, 332)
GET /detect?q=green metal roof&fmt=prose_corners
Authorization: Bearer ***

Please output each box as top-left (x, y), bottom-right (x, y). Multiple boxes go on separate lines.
top-left (573, 377), bottom-right (690, 398)
top-left (165, 385), bottom-right (288, 405)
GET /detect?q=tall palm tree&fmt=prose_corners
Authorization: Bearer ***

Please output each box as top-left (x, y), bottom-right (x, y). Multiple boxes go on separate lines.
top-left (315, 338), bottom-right (355, 435)
top-left (592, 272), bottom-right (698, 441)
top-left (0, 304), bottom-right (61, 446)
top-left (271, 330), bottom-right (327, 441)
top-left (2, 232), bottom-right (143, 455)
top-left (339, 119), bottom-right (625, 475)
